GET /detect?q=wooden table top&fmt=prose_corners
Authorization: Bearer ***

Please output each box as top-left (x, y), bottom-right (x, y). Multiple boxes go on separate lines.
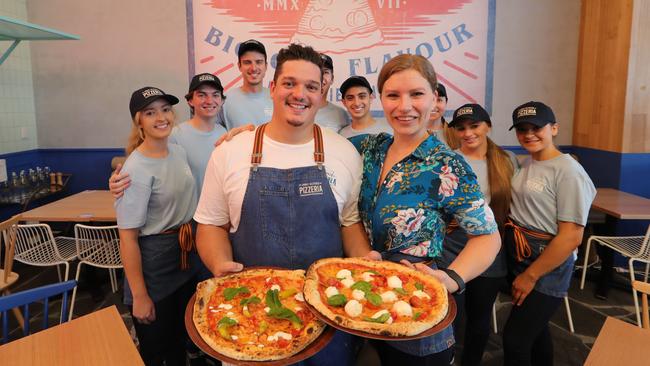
top-left (20, 190), bottom-right (115, 222)
top-left (0, 306), bottom-right (143, 366)
top-left (584, 317), bottom-right (650, 365)
top-left (591, 188), bottom-right (650, 220)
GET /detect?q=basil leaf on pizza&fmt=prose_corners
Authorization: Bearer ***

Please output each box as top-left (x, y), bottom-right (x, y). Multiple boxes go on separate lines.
top-left (304, 258), bottom-right (449, 337)
top-left (193, 269), bottom-right (326, 361)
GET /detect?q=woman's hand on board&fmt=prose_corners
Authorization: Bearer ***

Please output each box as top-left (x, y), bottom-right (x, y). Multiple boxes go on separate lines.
top-left (402, 260), bottom-right (460, 293)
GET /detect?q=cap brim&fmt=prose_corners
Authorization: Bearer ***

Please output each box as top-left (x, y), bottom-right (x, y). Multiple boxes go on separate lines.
top-left (509, 120), bottom-right (550, 130)
top-left (449, 116), bottom-right (481, 127)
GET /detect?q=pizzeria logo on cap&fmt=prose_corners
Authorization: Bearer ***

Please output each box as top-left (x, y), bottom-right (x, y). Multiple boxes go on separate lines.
top-left (517, 106), bottom-right (537, 118)
top-left (457, 106), bottom-right (473, 116)
top-left (142, 88), bottom-right (164, 99)
top-left (199, 74), bottom-right (215, 82)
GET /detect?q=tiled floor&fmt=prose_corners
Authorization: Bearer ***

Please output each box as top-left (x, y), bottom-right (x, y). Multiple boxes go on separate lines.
top-left (4, 260), bottom-right (643, 366)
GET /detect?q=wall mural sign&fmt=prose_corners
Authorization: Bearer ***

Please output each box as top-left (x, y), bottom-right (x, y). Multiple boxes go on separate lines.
top-left (187, 0), bottom-right (495, 115)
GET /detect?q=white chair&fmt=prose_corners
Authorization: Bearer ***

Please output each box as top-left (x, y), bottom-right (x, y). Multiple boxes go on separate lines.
top-left (15, 223), bottom-right (77, 282)
top-left (580, 225), bottom-right (650, 326)
top-left (69, 224), bottom-right (122, 318)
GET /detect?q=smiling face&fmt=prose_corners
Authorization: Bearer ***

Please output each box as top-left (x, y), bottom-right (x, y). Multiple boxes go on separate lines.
top-left (380, 69), bottom-right (435, 139)
top-left (453, 120), bottom-right (490, 151)
top-left (270, 60), bottom-right (322, 128)
top-left (137, 99), bottom-right (174, 140)
top-left (342, 86), bottom-right (373, 120)
top-left (188, 85), bottom-right (223, 119)
top-left (515, 122), bottom-right (558, 155)
top-left (238, 51), bottom-right (267, 87)
top-left (429, 95), bottom-right (448, 122)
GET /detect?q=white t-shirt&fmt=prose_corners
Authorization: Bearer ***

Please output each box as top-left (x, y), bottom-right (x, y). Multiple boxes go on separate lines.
top-left (194, 127), bottom-right (362, 232)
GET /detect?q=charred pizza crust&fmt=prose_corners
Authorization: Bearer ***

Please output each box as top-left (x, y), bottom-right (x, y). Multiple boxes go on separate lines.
top-left (304, 258), bottom-right (448, 337)
top-left (193, 268), bottom-right (326, 361)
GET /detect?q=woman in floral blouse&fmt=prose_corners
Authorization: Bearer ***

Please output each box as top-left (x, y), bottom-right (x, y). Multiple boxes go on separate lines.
top-left (350, 54), bottom-right (501, 365)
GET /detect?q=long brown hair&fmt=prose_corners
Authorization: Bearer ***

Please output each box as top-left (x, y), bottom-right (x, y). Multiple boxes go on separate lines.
top-left (485, 137), bottom-right (514, 229)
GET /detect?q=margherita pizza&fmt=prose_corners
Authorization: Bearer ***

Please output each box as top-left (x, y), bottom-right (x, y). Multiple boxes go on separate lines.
top-left (193, 268), bottom-right (326, 361)
top-left (304, 258), bottom-right (448, 337)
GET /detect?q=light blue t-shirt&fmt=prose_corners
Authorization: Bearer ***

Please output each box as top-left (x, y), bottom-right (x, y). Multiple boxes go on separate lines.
top-left (220, 87), bottom-right (273, 130)
top-left (339, 120), bottom-right (392, 138)
top-left (315, 102), bottom-right (350, 132)
top-left (169, 121), bottom-right (226, 192)
top-left (115, 144), bottom-right (197, 236)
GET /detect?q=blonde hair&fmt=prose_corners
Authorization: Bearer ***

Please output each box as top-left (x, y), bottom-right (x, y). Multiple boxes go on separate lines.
top-left (485, 137), bottom-right (514, 230)
top-left (125, 107), bottom-right (177, 156)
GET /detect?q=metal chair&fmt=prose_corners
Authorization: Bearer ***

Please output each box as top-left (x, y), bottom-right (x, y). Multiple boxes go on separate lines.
top-left (0, 280), bottom-right (76, 344)
top-left (15, 223), bottom-right (77, 283)
top-left (632, 280), bottom-right (650, 329)
top-left (69, 224), bottom-right (121, 319)
top-left (580, 225), bottom-right (650, 326)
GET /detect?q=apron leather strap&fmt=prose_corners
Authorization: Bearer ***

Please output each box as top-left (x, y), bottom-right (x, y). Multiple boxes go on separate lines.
top-left (178, 222), bottom-right (195, 271)
top-left (251, 123), bottom-right (325, 169)
top-left (505, 219), bottom-right (553, 262)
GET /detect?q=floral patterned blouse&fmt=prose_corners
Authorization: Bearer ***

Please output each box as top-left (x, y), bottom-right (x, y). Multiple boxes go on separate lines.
top-left (350, 133), bottom-right (498, 259)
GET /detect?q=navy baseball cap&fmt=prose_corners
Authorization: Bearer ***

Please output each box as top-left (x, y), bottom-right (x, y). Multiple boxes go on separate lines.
top-left (450, 103), bottom-right (491, 127)
top-left (510, 101), bottom-right (556, 130)
top-left (186, 73), bottom-right (223, 100)
top-left (129, 87), bottom-right (179, 118)
top-left (340, 76), bottom-right (372, 97)
top-left (237, 39), bottom-right (267, 60)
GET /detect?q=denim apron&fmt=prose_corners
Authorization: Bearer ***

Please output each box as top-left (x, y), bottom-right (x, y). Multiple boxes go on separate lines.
top-left (380, 252), bottom-right (455, 356)
top-left (504, 219), bottom-right (574, 298)
top-left (123, 231), bottom-right (200, 305)
top-left (230, 124), bottom-right (357, 366)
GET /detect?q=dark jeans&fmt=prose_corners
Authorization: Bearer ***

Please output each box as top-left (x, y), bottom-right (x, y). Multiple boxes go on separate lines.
top-left (502, 290), bottom-right (562, 366)
top-left (461, 276), bottom-right (504, 366)
top-left (131, 278), bottom-right (195, 366)
top-left (373, 340), bottom-right (454, 366)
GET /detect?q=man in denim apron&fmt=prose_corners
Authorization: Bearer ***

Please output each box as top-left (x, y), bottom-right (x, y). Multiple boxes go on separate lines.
top-left (194, 44), bottom-right (377, 366)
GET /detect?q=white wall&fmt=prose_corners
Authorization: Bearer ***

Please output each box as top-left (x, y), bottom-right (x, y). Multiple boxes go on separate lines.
top-left (0, 0), bottom-right (39, 154)
top-left (26, 0), bottom-right (190, 149)
top-left (23, 0), bottom-right (580, 149)
top-left (490, 0), bottom-right (580, 147)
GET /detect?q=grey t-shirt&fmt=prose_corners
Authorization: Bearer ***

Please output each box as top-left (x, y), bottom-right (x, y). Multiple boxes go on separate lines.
top-left (115, 144), bottom-right (198, 236)
top-left (220, 87), bottom-right (273, 130)
top-left (510, 154), bottom-right (596, 235)
top-left (455, 149), bottom-right (519, 204)
top-left (315, 102), bottom-right (350, 132)
top-left (339, 120), bottom-right (393, 138)
top-left (169, 121), bottom-right (226, 193)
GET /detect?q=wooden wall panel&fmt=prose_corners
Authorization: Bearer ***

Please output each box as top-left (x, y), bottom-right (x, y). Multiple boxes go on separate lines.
top-left (623, 0), bottom-right (650, 153)
top-left (573, 0), bottom-right (633, 152)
